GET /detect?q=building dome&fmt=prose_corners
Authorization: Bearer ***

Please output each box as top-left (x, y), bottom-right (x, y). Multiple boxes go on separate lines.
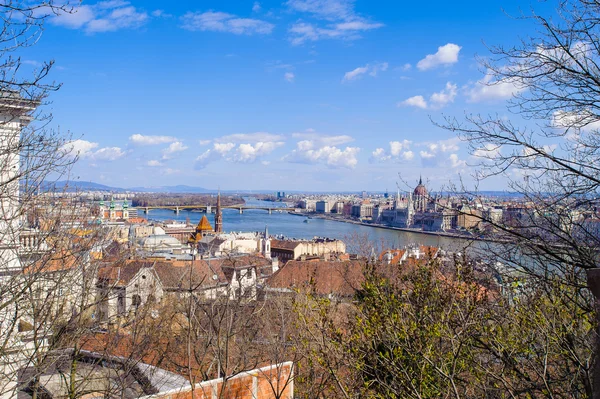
top-left (413, 177), bottom-right (428, 197)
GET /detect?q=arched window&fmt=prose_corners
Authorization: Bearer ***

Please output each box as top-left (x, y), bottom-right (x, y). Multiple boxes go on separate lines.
top-left (132, 294), bottom-right (142, 308)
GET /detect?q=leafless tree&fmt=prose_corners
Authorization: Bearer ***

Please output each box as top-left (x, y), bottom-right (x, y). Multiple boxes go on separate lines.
top-left (435, 0), bottom-right (600, 395)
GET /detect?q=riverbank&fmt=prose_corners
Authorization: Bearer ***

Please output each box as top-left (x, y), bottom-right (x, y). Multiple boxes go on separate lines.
top-left (288, 211), bottom-right (503, 243)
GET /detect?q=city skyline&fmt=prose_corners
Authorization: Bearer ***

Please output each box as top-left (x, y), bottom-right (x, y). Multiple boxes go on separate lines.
top-left (27, 0), bottom-right (559, 191)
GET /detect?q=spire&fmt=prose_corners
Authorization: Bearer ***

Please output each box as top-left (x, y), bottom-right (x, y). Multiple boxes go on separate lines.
top-left (215, 188), bottom-right (223, 234)
top-left (264, 224), bottom-right (269, 239)
top-left (419, 175), bottom-right (422, 185)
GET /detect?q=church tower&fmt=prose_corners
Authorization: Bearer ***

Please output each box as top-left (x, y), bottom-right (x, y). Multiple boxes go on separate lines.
top-left (109, 196), bottom-right (116, 220)
top-left (262, 225), bottom-right (271, 259)
top-left (214, 190), bottom-right (223, 234)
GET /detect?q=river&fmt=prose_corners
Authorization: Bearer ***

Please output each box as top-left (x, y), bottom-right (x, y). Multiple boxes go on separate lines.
top-left (140, 197), bottom-right (487, 254)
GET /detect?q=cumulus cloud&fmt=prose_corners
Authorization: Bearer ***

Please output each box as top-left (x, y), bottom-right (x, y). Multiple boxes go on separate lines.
top-left (147, 160), bottom-right (163, 167)
top-left (370, 140), bottom-right (414, 163)
top-left (284, 140), bottom-right (360, 169)
top-left (399, 82), bottom-right (457, 110)
top-left (129, 134), bottom-right (178, 146)
top-left (216, 132), bottom-right (285, 143)
top-left (448, 153), bottom-right (466, 168)
top-left (181, 11), bottom-right (274, 35)
top-left (288, 20), bottom-right (382, 45)
top-left (291, 131), bottom-right (354, 146)
top-left (416, 43), bottom-right (461, 71)
top-left (161, 141), bottom-right (189, 160)
top-left (417, 138), bottom-right (465, 168)
top-left (466, 69), bottom-right (525, 103)
top-left (287, 0), bottom-right (383, 45)
top-left (552, 109), bottom-right (600, 131)
top-left (401, 95), bottom-right (427, 110)
top-left (233, 142), bottom-right (284, 162)
top-left (342, 62), bottom-right (388, 82)
top-left (194, 140), bottom-right (282, 169)
top-left (51, 1), bottom-right (149, 33)
top-left (285, 72), bottom-right (295, 82)
top-left (252, 2), bottom-right (261, 12)
top-left (61, 139), bottom-right (126, 161)
top-left (472, 143), bottom-right (502, 160)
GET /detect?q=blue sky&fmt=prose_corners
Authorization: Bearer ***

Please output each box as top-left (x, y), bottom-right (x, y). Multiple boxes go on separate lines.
top-left (24, 0), bottom-right (558, 191)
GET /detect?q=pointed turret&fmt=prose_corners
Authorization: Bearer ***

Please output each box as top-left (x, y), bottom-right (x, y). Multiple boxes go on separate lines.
top-left (188, 215), bottom-right (214, 243)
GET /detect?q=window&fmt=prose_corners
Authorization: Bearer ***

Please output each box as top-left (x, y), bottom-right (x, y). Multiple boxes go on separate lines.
top-left (118, 292), bottom-right (126, 314)
top-left (132, 294), bottom-right (142, 308)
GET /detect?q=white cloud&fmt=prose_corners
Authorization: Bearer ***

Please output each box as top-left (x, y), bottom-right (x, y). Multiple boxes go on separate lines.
top-left (195, 140), bottom-right (281, 168)
top-left (420, 150), bottom-right (435, 159)
top-left (62, 139), bottom-right (98, 158)
top-left (402, 63), bottom-right (411, 71)
top-left (289, 21), bottom-right (382, 45)
top-left (92, 147), bottom-right (126, 161)
top-left (400, 95), bottom-right (428, 109)
top-left (399, 82), bottom-right (457, 110)
top-left (416, 43), bottom-right (462, 71)
top-left (51, 1), bottom-right (148, 33)
top-left (370, 140), bottom-right (414, 163)
top-left (216, 132), bottom-right (285, 143)
top-left (151, 10), bottom-right (171, 18)
top-left (233, 142), bottom-right (284, 162)
top-left (342, 62), bottom-right (388, 82)
top-left (343, 66), bottom-right (369, 81)
top-left (552, 110), bottom-right (600, 131)
top-left (466, 69), bottom-right (525, 103)
top-left (287, 0), bottom-right (383, 45)
top-left (252, 2), bottom-right (261, 12)
top-left (448, 153), bottom-right (466, 168)
top-left (147, 160), bottom-right (163, 167)
top-left (285, 72), bottom-right (295, 82)
top-left (291, 131), bottom-right (354, 146)
top-left (473, 143), bottom-right (502, 159)
top-left (422, 137), bottom-right (460, 153)
top-left (430, 82), bottom-right (457, 107)
top-left (284, 140), bottom-right (360, 169)
top-left (61, 139), bottom-right (126, 161)
top-left (181, 11), bottom-right (274, 35)
top-left (214, 142), bottom-right (236, 155)
top-left (199, 139), bottom-right (211, 146)
top-left (416, 138), bottom-right (463, 168)
top-left (161, 141), bottom-right (189, 160)
top-left (129, 134), bottom-right (177, 146)
top-left (287, 0), bottom-right (355, 20)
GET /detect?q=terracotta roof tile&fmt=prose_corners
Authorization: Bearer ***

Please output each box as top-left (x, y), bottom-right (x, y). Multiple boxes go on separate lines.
top-left (268, 260), bottom-right (364, 296)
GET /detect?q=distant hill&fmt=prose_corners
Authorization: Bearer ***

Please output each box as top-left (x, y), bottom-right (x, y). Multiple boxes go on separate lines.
top-left (128, 185), bottom-right (211, 193)
top-left (47, 181), bottom-right (211, 194)
top-left (45, 180), bottom-right (127, 193)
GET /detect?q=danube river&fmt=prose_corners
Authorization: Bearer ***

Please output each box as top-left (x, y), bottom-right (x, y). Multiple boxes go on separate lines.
top-left (142, 198), bottom-right (486, 254)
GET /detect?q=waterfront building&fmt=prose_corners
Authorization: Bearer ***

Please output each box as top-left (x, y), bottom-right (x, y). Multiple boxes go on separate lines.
top-left (316, 200), bottom-right (330, 213)
top-left (389, 177), bottom-right (458, 232)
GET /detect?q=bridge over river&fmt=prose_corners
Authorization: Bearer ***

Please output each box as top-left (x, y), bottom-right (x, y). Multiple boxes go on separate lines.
top-left (136, 204), bottom-right (298, 215)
